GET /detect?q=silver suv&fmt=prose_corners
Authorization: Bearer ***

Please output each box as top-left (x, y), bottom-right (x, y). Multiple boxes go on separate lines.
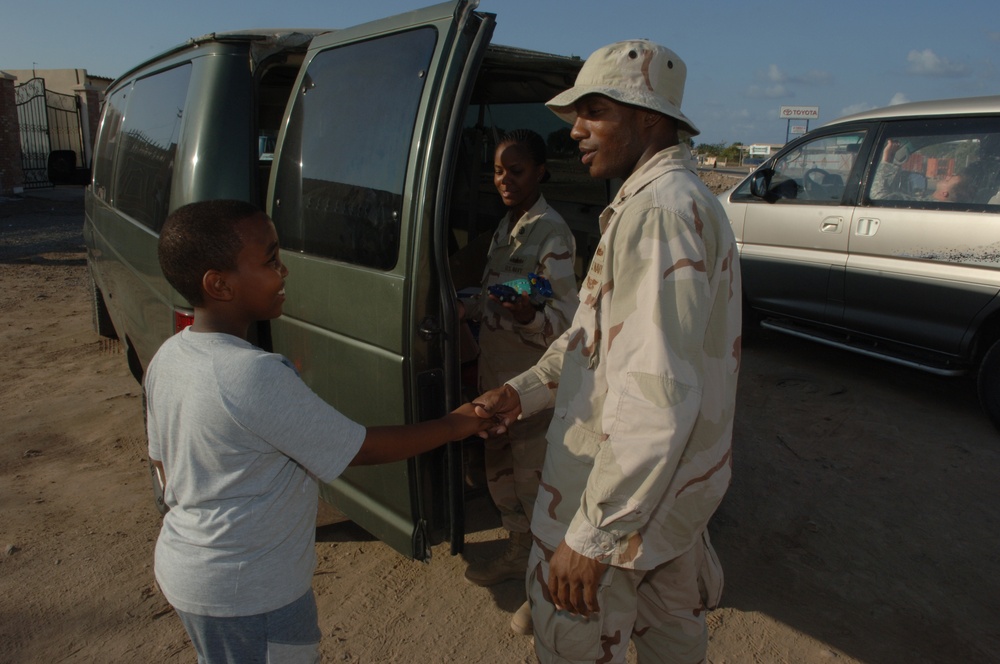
top-left (719, 96), bottom-right (1000, 429)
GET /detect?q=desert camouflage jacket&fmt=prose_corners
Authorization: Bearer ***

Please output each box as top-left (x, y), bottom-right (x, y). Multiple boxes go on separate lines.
top-left (507, 144), bottom-right (742, 569)
top-left (471, 194), bottom-right (579, 391)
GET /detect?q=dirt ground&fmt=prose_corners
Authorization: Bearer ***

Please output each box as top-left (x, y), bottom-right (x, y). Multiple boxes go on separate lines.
top-left (1, 184), bottom-right (998, 664)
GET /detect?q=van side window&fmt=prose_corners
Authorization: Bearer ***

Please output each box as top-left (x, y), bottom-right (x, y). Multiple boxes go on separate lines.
top-left (867, 119), bottom-right (1000, 209)
top-left (113, 64), bottom-right (191, 232)
top-left (271, 28), bottom-right (436, 270)
top-left (92, 86), bottom-right (128, 204)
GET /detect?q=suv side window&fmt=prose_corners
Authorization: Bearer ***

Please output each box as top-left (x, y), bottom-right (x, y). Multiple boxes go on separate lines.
top-left (771, 131), bottom-right (865, 203)
top-left (272, 28), bottom-right (436, 270)
top-left (751, 131), bottom-right (867, 203)
top-left (113, 64), bottom-right (191, 232)
top-left (866, 118), bottom-right (1000, 209)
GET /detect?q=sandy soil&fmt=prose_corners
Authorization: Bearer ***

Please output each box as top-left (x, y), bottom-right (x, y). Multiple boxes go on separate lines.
top-left (1, 185), bottom-right (998, 663)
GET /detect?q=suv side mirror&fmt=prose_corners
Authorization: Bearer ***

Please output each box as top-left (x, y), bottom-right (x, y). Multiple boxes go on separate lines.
top-left (749, 168), bottom-right (774, 199)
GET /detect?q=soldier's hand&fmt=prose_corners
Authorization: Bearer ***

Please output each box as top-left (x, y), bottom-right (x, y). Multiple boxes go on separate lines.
top-left (547, 540), bottom-right (609, 617)
top-left (471, 384), bottom-right (522, 437)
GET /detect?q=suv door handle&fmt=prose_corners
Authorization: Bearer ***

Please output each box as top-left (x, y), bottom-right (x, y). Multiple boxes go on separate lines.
top-left (821, 216), bottom-right (843, 233)
top-left (855, 217), bottom-right (880, 236)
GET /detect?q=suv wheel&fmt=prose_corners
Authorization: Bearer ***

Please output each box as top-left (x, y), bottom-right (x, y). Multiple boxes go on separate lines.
top-left (977, 338), bottom-right (1000, 432)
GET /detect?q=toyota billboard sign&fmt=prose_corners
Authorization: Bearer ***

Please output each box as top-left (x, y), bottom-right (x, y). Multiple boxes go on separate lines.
top-left (779, 105), bottom-right (820, 119)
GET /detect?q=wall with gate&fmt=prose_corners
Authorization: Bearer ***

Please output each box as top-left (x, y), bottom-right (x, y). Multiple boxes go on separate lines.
top-left (0, 68), bottom-right (109, 194)
top-left (0, 73), bottom-right (25, 196)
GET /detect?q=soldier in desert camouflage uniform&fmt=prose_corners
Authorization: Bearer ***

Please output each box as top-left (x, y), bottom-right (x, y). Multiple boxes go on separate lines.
top-left (462, 130), bottom-right (579, 591)
top-left (474, 40), bottom-right (742, 662)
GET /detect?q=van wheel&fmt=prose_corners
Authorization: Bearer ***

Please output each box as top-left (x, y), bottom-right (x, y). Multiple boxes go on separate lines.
top-left (90, 276), bottom-right (118, 339)
top-left (977, 339), bottom-right (1000, 432)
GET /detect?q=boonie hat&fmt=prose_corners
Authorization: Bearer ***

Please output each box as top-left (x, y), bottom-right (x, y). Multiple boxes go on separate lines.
top-left (546, 39), bottom-right (700, 136)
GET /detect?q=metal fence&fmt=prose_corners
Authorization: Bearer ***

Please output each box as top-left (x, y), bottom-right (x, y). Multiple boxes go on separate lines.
top-left (14, 77), bottom-right (85, 189)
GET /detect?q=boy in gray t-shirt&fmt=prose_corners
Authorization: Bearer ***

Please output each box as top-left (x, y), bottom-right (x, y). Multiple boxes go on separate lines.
top-left (146, 200), bottom-right (488, 663)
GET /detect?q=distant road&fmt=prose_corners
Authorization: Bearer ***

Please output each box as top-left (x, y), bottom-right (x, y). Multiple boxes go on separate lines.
top-left (698, 165), bottom-right (752, 177)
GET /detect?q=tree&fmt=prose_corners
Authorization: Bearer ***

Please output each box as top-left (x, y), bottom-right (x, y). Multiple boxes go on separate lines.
top-left (698, 141), bottom-right (726, 158)
top-left (697, 141), bottom-right (745, 163)
top-left (721, 142), bottom-right (743, 164)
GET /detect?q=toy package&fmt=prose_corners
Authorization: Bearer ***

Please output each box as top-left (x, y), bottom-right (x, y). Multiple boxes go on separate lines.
top-left (487, 273), bottom-right (553, 309)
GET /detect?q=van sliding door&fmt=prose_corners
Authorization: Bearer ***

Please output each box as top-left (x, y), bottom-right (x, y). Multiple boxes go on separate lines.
top-left (267, 1), bottom-right (493, 560)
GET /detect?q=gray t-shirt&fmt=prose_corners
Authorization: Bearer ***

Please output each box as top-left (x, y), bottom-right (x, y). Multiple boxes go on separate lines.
top-left (145, 329), bottom-right (366, 617)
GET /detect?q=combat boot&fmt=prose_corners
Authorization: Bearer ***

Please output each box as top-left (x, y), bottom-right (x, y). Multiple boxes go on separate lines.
top-left (464, 530), bottom-right (531, 586)
top-left (510, 600), bottom-right (533, 635)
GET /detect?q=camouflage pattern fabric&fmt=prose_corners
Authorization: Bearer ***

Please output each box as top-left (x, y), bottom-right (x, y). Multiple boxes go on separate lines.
top-left (508, 144), bottom-right (741, 569)
top-left (482, 409), bottom-right (551, 532)
top-left (470, 193), bottom-right (578, 532)
top-left (870, 157), bottom-right (903, 201)
top-left (506, 143), bottom-right (740, 659)
top-left (526, 531), bottom-right (722, 664)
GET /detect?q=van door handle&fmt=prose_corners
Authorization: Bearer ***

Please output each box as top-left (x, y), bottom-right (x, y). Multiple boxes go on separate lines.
top-left (821, 216), bottom-right (843, 233)
top-left (855, 217), bottom-right (880, 236)
top-left (418, 317), bottom-right (443, 340)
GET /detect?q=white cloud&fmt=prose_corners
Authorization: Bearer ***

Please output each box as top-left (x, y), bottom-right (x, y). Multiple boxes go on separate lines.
top-left (760, 64), bottom-right (831, 86)
top-left (840, 102), bottom-right (875, 116)
top-left (838, 93), bottom-right (909, 117)
top-left (906, 49), bottom-right (969, 77)
top-left (746, 84), bottom-right (788, 99)
top-left (747, 62), bottom-right (832, 99)
top-left (797, 69), bottom-right (833, 85)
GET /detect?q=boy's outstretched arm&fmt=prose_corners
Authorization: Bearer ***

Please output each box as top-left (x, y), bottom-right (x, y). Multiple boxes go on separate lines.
top-left (349, 402), bottom-right (491, 466)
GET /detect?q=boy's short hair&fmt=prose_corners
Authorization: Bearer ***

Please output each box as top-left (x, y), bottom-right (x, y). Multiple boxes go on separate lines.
top-left (158, 200), bottom-right (261, 307)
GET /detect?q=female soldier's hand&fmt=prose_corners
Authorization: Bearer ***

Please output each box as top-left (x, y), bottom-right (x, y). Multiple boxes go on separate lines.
top-left (502, 293), bottom-right (536, 325)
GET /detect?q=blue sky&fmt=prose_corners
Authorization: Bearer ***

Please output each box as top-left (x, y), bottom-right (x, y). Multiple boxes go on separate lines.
top-left (2, 0), bottom-right (998, 146)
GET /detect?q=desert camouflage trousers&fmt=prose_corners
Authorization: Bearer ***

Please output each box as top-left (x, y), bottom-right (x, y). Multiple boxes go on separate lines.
top-left (527, 530), bottom-right (723, 664)
top-left (484, 409), bottom-right (552, 533)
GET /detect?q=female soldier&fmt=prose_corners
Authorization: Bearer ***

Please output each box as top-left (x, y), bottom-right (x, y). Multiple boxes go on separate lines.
top-left (462, 130), bottom-right (578, 610)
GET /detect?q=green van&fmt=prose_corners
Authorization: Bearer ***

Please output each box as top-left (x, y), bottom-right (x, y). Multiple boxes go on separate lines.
top-left (84, 0), bottom-right (609, 560)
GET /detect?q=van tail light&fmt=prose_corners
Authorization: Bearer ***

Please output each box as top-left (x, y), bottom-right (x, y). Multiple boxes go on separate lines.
top-left (174, 309), bottom-right (195, 334)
